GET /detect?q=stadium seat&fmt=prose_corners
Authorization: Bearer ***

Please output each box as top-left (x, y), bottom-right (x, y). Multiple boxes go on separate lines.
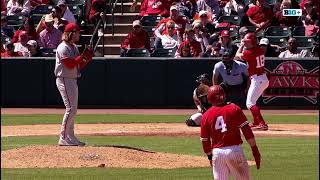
top-left (6, 16), bottom-right (24, 30)
top-left (30, 5), bottom-right (53, 15)
top-left (68, 5), bottom-right (81, 15)
top-left (295, 36), bottom-right (315, 49)
top-left (126, 48), bottom-right (150, 57)
top-left (267, 37), bottom-right (288, 48)
top-left (143, 26), bottom-right (156, 37)
top-left (265, 26), bottom-right (291, 38)
top-left (217, 15), bottom-right (241, 26)
top-left (245, 26), bottom-right (264, 38)
top-left (65, 0), bottom-right (84, 5)
top-left (151, 48), bottom-right (176, 57)
top-left (40, 48), bottom-right (56, 57)
top-left (1, 36), bottom-right (11, 45)
top-left (216, 27), bottom-right (239, 39)
top-left (140, 15), bottom-right (163, 27)
top-left (30, 14), bottom-right (43, 25)
top-left (292, 26), bottom-right (305, 37)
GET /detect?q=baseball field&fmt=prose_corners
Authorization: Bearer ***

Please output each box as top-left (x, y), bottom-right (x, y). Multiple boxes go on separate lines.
top-left (1, 108), bottom-right (319, 180)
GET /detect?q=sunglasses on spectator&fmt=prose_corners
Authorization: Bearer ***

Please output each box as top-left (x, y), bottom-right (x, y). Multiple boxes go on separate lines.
top-left (194, 26), bottom-right (200, 29)
top-left (200, 15), bottom-right (207, 18)
top-left (167, 26), bottom-right (175, 29)
top-left (133, 26), bottom-right (141, 29)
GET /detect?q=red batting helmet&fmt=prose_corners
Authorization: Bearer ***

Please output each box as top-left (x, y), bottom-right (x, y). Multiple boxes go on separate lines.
top-left (243, 33), bottom-right (257, 46)
top-left (207, 85), bottom-right (225, 106)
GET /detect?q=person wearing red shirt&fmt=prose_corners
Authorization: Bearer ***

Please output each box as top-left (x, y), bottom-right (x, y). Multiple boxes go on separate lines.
top-left (175, 29), bottom-right (202, 57)
top-left (1, 43), bottom-right (23, 57)
top-left (120, 20), bottom-right (151, 57)
top-left (246, 0), bottom-right (273, 29)
top-left (140, 0), bottom-right (171, 17)
top-left (154, 5), bottom-right (188, 39)
top-left (235, 33), bottom-right (269, 131)
top-left (201, 85), bottom-right (261, 180)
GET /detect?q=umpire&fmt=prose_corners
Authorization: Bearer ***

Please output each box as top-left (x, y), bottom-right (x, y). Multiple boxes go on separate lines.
top-left (212, 50), bottom-right (248, 108)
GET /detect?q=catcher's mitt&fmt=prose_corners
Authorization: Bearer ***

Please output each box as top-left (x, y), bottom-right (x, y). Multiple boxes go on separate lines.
top-left (185, 118), bottom-right (197, 126)
top-left (196, 84), bottom-right (211, 112)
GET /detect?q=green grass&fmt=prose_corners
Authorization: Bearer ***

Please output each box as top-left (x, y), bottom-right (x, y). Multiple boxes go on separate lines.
top-left (1, 114), bottom-right (318, 126)
top-left (1, 136), bottom-right (319, 180)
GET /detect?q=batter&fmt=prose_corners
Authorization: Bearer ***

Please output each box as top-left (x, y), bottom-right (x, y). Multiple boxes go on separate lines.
top-left (235, 33), bottom-right (269, 131)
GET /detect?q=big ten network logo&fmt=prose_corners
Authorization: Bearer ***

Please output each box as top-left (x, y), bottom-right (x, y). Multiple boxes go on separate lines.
top-left (263, 61), bottom-right (319, 104)
top-left (282, 9), bottom-right (302, 16)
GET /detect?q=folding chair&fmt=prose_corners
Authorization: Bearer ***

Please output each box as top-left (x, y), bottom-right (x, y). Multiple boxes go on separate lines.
top-left (265, 26), bottom-right (291, 38)
top-left (151, 48), bottom-right (176, 57)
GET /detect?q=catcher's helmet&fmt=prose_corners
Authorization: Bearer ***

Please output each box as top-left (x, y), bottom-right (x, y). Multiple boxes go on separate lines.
top-left (243, 33), bottom-right (257, 46)
top-left (196, 73), bottom-right (211, 85)
top-left (207, 85), bottom-right (225, 106)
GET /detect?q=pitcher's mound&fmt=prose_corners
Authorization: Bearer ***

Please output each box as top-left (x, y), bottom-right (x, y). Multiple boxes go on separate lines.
top-left (1, 145), bottom-right (255, 169)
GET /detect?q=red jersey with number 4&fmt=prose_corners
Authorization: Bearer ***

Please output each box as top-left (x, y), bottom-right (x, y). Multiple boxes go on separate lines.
top-left (201, 103), bottom-right (249, 149)
top-left (241, 47), bottom-right (265, 77)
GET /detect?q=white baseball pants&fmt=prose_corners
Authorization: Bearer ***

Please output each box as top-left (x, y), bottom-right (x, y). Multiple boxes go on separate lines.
top-left (56, 77), bottom-right (78, 140)
top-left (212, 145), bottom-right (250, 180)
top-left (246, 73), bottom-right (269, 109)
top-left (190, 112), bottom-right (202, 126)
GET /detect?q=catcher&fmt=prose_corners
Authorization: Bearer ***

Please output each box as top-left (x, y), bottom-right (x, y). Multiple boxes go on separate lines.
top-left (186, 73), bottom-right (212, 127)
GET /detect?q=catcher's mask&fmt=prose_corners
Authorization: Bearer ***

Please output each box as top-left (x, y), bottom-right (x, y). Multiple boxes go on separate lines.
top-left (207, 85), bottom-right (225, 106)
top-left (196, 73), bottom-right (211, 86)
top-left (196, 84), bottom-right (211, 108)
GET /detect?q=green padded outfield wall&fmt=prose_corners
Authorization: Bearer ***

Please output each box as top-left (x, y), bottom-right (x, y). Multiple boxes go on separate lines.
top-left (1, 57), bottom-right (319, 109)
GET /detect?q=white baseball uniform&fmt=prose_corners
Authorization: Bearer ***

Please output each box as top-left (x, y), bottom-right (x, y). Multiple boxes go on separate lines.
top-left (54, 41), bottom-right (81, 145)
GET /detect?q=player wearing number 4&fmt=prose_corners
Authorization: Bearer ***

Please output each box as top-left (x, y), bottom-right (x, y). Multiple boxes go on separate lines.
top-left (235, 33), bottom-right (269, 131)
top-left (201, 85), bottom-right (261, 180)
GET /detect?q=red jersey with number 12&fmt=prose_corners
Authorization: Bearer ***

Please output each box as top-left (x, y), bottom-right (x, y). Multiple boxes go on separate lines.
top-left (241, 47), bottom-right (265, 77)
top-left (201, 103), bottom-right (249, 149)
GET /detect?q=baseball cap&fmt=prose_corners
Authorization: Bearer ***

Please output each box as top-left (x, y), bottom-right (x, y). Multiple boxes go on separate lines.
top-left (44, 14), bottom-right (54, 23)
top-left (239, 26), bottom-right (249, 34)
top-left (132, 20), bottom-right (141, 27)
top-left (259, 38), bottom-right (269, 46)
top-left (170, 5), bottom-right (177, 11)
top-left (221, 30), bottom-right (230, 37)
top-left (26, 40), bottom-right (38, 48)
top-left (199, 10), bottom-right (208, 17)
top-left (64, 23), bottom-right (79, 32)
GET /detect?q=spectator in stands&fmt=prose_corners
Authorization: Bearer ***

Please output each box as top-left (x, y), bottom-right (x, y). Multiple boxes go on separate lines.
top-left (120, 20), bottom-right (151, 57)
top-left (201, 43), bottom-right (222, 57)
top-left (12, 18), bottom-right (38, 43)
top-left (36, 6), bottom-right (68, 34)
top-left (1, 42), bottom-right (23, 57)
top-left (246, 0), bottom-right (272, 30)
top-left (57, 0), bottom-right (76, 23)
top-left (194, 11), bottom-right (215, 44)
top-left (140, 0), bottom-right (171, 17)
top-left (88, 0), bottom-right (106, 24)
top-left (217, 30), bottom-right (238, 56)
top-left (278, 37), bottom-right (311, 58)
top-left (174, 0), bottom-right (196, 20)
top-left (177, 44), bottom-right (193, 57)
top-left (193, 20), bottom-right (209, 52)
top-left (304, 18), bottom-right (319, 37)
top-left (13, 31), bottom-right (30, 57)
top-left (1, 0), bottom-right (7, 16)
top-left (154, 5), bottom-right (188, 39)
top-left (259, 38), bottom-right (280, 57)
top-left (300, 0), bottom-right (319, 28)
top-left (26, 40), bottom-right (41, 56)
top-left (1, 16), bottom-right (15, 39)
top-left (155, 20), bottom-right (181, 50)
top-left (29, 0), bottom-right (51, 9)
top-left (38, 14), bottom-right (63, 49)
top-left (233, 26), bottom-right (249, 47)
top-left (175, 29), bottom-right (202, 57)
top-left (274, 0), bottom-right (300, 27)
top-left (7, 0), bottom-right (31, 16)
top-left (223, 0), bottom-right (248, 17)
top-left (196, 0), bottom-right (220, 18)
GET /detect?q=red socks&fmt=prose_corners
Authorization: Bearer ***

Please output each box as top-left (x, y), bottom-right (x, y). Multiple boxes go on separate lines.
top-left (249, 105), bottom-right (266, 125)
